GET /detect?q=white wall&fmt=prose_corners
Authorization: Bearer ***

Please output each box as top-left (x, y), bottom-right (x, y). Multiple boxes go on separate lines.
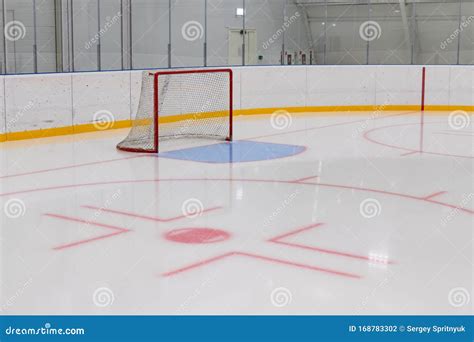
top-left (449, 67), bottom-right (474, 106)
top-left (72, 71), bottom-right (131, 126)
top-left (307, 66), bottom-right (376, 106)
top-left (0, 69), bottom-right (140, 136)
top-left (241, 66), bottom-right (307, 109)
top-left (375, 66), bottom-right (421, 105)
top-left (0, 65), bottom-right (472, 139)
top-left (425, 66), bottom-right (474, 107)
top-left (0, 77), bottom-right (5, 136)
top-left (5, 74), bottom-right (72, 132)
top-left (424, 66), bottom-right (450, 106)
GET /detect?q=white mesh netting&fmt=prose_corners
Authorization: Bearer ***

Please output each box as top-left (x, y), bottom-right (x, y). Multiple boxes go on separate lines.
top-left (117, 70), bottom-right (232, 153)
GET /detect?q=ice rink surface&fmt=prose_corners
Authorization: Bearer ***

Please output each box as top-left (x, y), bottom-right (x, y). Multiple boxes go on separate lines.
top-left (0, 111), bottom-right (472, 315)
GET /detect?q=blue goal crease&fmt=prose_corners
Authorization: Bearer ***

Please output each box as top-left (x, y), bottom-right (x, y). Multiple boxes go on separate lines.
top-left (158, 140), bottom-right (306, 163)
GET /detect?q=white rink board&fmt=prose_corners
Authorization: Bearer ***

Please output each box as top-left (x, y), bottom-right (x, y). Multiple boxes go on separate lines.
top-left (0, 66), bottom-right (473, 134)
top-left (424, 66), bottom-right (450, 106)
top-left (449, 67), bottom-right (474, 106)
top-left (130, 71), bottom-right (144, 121)
top-left (374, 66), bottom-right (421, 106)
top-left (306, 66), bottom-right (376, 107)
top-left (0, 77), bottom-right (5, 135)
top-left (5, 74), bottom-right (73, 133)
top-left (240, 66), bottom-right (307, 109)
top-left (231, 68), bottom-right (242, 111)
top-left (72, 71), bottom-right (132, 126)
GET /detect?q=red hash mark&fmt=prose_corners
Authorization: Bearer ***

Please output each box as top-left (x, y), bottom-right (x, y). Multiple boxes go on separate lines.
top-left (44, 213), bottom-right (132, 250)
top-left (421, 191), bottom-right (447, 201)
top-left (46, 204), bottom-right (379, 278)
top-left (160, 222), bottom-right (391, 279)
top-left (81, 205), bottom-right (222, 222)
top-left (161, 251), bottom-right (361, 279)
top-left (45, 205), bottom-right (223, 250)
top-left (268, 223), bottom-right (394, 264)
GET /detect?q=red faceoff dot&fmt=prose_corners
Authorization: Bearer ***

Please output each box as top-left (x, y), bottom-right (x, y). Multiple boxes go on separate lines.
top-left (164, 228), bottom-right (231, 244)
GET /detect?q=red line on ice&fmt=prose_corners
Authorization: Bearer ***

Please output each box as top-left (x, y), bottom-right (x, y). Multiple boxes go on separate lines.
top-left (268, 223), bottom-right (323, 240)
top-left (2, 178), bottom-right (472, 216)
top-left (400, 151), bottom-right (420, 157)
top-left (433, 132), bottom-right (474, 137)
top-left (0, 111), bottom-right (418, 180)
top-left (422, 191), bottom-right (447, 201)
top-left (44, 213), bottom-right (131, 250)
top-left (162, 251), bottom-right (361, 279)
top-left (0, 155), bottom-right (150, 179)
top-left (81, 205), bottom-right (222, 222)
top-left (292, 175), bottom-right (319, 183)
top-left (246, 112), bottom-right (416, 141)
top-left (53, 231), bottom-right (129, 250)
top-left (268, 223), bottom-right (393, 264)
top-left (363, 122), bottom-right (474, 159)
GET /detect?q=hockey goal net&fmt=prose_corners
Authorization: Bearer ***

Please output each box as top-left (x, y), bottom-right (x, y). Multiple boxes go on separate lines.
top-left (117, 69), bottom-right (233, 153)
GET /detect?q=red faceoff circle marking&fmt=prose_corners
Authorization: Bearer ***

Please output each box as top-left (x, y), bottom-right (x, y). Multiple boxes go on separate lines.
top-left (164, 228), bottom-right (231, 244)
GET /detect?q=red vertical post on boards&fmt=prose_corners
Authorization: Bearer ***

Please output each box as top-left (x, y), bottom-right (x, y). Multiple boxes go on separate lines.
top-left (420, 67), bottom-right (426, 153)
top-left (154, 73), bottom-right (159, 153)
top-left (228, 69), bottom-right (233, 142)
top-left (421, 67), bottom-right (426, 112)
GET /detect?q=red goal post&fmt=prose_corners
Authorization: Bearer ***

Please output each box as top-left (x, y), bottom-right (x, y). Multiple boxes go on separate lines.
top-left (117, 68), bottom-right (233, 153)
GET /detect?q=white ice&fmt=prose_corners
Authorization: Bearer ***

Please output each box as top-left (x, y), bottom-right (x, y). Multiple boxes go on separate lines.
top-left (0, 111), bottom-right (473, 315)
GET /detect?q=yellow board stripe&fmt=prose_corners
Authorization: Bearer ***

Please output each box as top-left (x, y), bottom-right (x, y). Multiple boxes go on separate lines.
top-left (236, 105), bottom-right (422, 115)
top-left (6, 126), bottom-right (74, 141)
top-left (160, 110), bottom-right (230, 123)
top-left (4, 120), bottom-right (131, 142)
top-left (1, 105), bottom-right (472, 143)
top-left (424, 105), bottom-right (474, 111)
top-left (72, 120), bottom-right (133, 134)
